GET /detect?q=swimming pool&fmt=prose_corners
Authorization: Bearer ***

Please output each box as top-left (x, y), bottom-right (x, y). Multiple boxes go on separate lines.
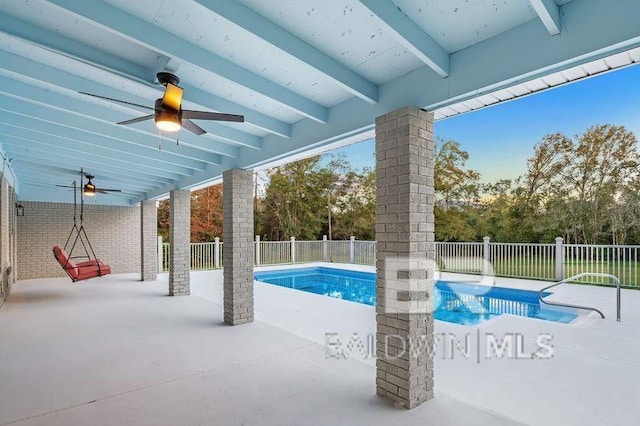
top-left (254, 267), bottom-right (577, 325)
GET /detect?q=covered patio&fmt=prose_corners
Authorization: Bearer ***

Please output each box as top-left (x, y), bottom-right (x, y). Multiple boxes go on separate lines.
top-left (3, 268), bottom-right (640, 425)
top-left (1, 0), bottom-right (640, 424)
top-left (1, 272), bottom-right (519, 426)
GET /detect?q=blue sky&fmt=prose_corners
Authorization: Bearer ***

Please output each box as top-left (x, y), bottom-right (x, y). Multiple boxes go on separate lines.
top-left (328, 63), bottom-right (640, 183)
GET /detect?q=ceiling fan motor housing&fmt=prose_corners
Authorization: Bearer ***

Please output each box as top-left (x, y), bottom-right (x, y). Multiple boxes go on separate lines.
top-left (156, 71), bottom-right (180, 87)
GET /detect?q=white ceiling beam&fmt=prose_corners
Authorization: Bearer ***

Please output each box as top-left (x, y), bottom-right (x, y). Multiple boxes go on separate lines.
top-left (0, 134), bottom-right (191, 177)
top-left (0, 51), bottom-right (239, 159)
top-left (229, 0), bottom-right (640, 198)
top-left (46, 0), bottom-right (329, 123)
top-left (137, 162), bottom-right (224, 203)
top-left (358, 0), bottom-right (450, 77)
top-left (0, 117), bottom-right (205, 175)
top-left (192, 0), bottom-right (378, 104)
top-left (0, 12), bottom-right (155, 85)
top-left (17, 172), bottom-right (156, 194)
top-left (529, 0), bottom-right (562, 36)
top-left (5, 152), bottom-right (175, 185)
top-left (16, 173), bottom-right (146, 197)
top-left (0, 12), bottom-right (291, 138)
top-left (12, 161), bottom-right (169, 189)
top-left (0, 94), bottom-right (224, 165)
top-left (140, 0), bottom-right (640, 202)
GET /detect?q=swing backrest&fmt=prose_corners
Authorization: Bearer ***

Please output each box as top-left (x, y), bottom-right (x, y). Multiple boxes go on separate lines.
top-left (53, 246), bottom-right (79, 280)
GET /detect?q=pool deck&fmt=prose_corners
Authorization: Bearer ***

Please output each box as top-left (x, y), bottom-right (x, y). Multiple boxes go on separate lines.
top-left (1, 263), bottom-right (639, 425)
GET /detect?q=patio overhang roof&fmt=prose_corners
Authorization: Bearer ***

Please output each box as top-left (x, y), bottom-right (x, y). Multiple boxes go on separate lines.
top-left (1, 0), bottom-right (639, 205)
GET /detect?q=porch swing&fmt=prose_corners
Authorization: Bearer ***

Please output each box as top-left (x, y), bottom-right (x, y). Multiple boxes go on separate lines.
top-left (52, 178), bottom-right (111, 282)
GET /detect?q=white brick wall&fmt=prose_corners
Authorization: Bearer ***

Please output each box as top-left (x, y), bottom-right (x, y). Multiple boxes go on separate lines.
top-left (16, 201), bottom-right (141, 280)
top-left (2, 179), bottom-right (9, 273)
top-left (0, 177), bottom-right (17, 307)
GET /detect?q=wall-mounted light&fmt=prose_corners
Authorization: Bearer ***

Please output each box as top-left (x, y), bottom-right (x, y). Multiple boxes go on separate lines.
top-left (15, 203), bottom-right (24, 217)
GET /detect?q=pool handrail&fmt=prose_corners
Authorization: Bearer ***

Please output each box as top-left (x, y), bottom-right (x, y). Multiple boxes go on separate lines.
top-left (538, 272), bottom-right (621, 322)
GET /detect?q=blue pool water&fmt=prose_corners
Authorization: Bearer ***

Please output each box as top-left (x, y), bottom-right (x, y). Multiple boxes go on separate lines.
top-left (254, 267), bottom-right (577, 325)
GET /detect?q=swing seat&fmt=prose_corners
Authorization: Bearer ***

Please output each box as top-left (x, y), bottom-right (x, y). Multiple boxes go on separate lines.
top-left (53, 246), bottom-right (111, 282)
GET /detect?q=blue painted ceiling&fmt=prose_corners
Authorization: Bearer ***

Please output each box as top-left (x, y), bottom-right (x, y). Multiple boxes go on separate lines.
top-left (0, 0), bottom-right (638, 205)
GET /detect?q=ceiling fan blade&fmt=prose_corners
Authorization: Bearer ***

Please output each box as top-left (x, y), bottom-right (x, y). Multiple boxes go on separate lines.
top-left (182, 119), bottom-right (206, 135)
top-left (30, 183), bottom-right (66, 189)
top-left (78, 92), bottom-right (153, 110)
top-left (95, 188), bottom-right (122, 193)
top-left (161, 83), bottom-right (183, 111)
top-left (118, 115), bottom-right (155, 125)
top-left (55, 184), bottom-right (76, 188)
top-left (182, 110), bottom-right (245, 122)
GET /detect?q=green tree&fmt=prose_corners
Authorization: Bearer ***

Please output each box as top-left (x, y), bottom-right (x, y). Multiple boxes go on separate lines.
top-left (190, 185), bottom-right (223, 242)
top-left (435, 138), bottom-right (481, 208)
top-left (257, 156), bottom-right (335, 240)
top-left (156, 184), bottom-right (224, 243)
top-left (157, 199), bottom-right (170, 241)
top-left (612, 176), bottom-right (640, 244)
top-left (505, 134), bottom-right (573, 242)
top-left (477, 179), bottom-right (514, 241)
top-left (332, 168), bottom-right (376, 240)
top-left (491, 124), bottom-right (639, 244)
top-left (433, 139), bottom-right (482, 241)
top-left (561, 124), bottom-right (638, 243)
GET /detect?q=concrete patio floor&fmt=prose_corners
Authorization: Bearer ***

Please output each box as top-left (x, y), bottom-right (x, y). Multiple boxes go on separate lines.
top-left (2, 265), bottom-right (640, 425)
top-left (0, 273), bottom-right (519, 426)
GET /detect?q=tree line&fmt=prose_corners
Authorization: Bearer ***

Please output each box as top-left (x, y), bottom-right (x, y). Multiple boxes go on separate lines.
top-left (158, 124), bottom-right (640, 245)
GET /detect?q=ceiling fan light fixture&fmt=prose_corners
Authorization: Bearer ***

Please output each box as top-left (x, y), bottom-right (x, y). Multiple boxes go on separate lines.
top-left (155, 110), bottom-right (181, 132)
top-left (82, 74), bottom-right (244, 137)
top-left (83, 180), bottom-right (96, 197)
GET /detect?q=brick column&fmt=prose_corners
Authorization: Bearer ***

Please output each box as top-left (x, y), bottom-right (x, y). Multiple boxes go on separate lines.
top-left (140, 200), bottom-right (158, 281)
top-left (223, 169), bottom-right (254, 325)
top-left (169, 189), bottom-right (190, 296)
top-left (375, 106), bottom-right (435, 409)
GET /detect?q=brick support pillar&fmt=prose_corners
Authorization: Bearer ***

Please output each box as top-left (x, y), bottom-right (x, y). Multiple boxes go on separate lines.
top-left (169, 189), bottom-right (190, 296)
top-left (140, 200), bottom-right (158, 281)
top-left (375, 106), bottom-right (435, 409)
top-left (223, 169), bottom-right (254, 325)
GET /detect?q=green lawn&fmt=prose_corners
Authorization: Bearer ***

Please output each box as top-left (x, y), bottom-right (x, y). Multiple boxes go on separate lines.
top-left (442, 256), bottom-right (640, 288)
top-left (564, 261), bottom-right (640, 287)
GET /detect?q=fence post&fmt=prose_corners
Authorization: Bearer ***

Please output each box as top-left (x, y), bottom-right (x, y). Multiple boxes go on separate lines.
top-left (157, 236), bottom-right (163, 273)
top-left (349, 236), bottom-right (356, 263)
top-left (483, 236), bottom-right (490, 276)
top-left (555, 237), bottom-right (564, 281)
top-left (255, 235), bottom-right (261, 266)
top-left (214, 237), bottom-right (220, 269)
top-left (322, 235), bottom-right (328, 262)
top-left (291, 237), bottom-right (296, 263)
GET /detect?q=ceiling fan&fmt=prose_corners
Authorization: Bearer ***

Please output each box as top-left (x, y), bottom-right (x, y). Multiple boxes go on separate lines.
top-left (79, 72), bottom-right (245, 135)
top-left (56, 170), bottom-right (122, 197)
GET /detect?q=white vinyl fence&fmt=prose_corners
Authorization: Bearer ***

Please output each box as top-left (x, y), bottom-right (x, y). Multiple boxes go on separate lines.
top-left (259, 240), bottom-right (291, 265)
top-left (564, 244), bottom-right (640, 286)
top-left (159, 236), bottom-right (640, 287)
